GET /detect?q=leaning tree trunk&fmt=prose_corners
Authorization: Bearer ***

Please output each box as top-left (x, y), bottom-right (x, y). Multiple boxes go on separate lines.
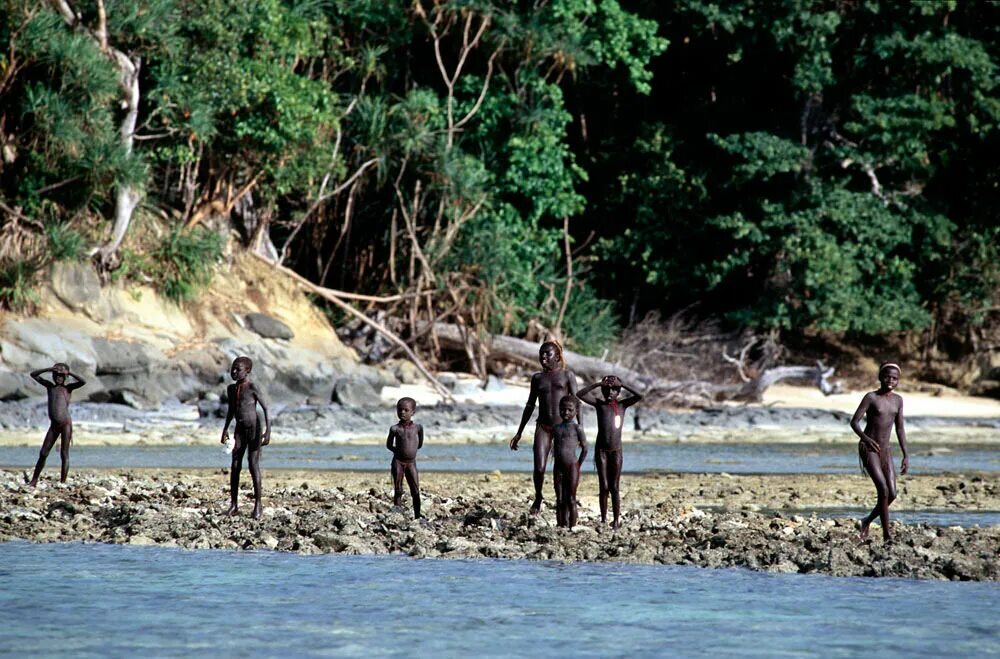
top-left (425, 322), bottom-right (840, 404)
top-left (51, 0), bottom-right (142, 267)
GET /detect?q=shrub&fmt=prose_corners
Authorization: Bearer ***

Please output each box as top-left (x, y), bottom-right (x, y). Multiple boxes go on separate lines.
top-left (150, 227), bottom-right (223, 303)
top-left (0, 259), bottom-right (40, 312)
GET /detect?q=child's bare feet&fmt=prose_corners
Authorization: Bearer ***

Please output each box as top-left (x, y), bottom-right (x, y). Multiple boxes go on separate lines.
top-left (226, 503), bottom-right (238, 517)
top-left (859, 519), bottom-right (870, 541)
top-left (251, 503), bottom-right (263, 520)
top-left (530, 496), bottom-right (542, 515)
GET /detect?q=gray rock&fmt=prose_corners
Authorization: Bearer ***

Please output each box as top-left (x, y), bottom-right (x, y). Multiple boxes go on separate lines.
top-left (244, 313), bottom-right (294, 340)
top-left (0, 370), bottom-right (33, 401)
top-left (332, 377), bottom-right (380, 407)
top-left (51, 261), bottom-right (102, 312)
top-left (453, 380), bottom-right (483, 397)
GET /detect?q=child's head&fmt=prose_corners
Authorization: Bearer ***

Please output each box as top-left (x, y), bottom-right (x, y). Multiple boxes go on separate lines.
top-left (878, 362), bottom-right (900, 391)
top-left (600, 375), bottom-right (622, 401)
top-left (230, 356), bottom-right (253, 381)
top-left (52, 363), bottom-right (69, 384)
top-left (558, 394), bottom-right (577, 421)
top-left (539, 341), bottom-right (565, 371)
top-left (396, 397), bottom-right (416, 422)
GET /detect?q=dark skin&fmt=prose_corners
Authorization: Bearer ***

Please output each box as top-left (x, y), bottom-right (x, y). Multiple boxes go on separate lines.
top-left (552, 399), bottom-right (587, 529)
top-left (509, 344), bottom-right (579, 514)
top-left (220, 359), bottom-right (271, 520)
top-left (850, 366), bottom-right (909, 544)
top-left (28, 364), bottom-right (85, 486)
top-left (577, 375), bottom-right (642, 529)
top-left (385, 399), bottom-right (424, 519)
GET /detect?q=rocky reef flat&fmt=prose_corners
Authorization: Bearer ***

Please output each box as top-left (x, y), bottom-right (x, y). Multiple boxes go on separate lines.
top-left (2, 469), bottom-right (996, 581)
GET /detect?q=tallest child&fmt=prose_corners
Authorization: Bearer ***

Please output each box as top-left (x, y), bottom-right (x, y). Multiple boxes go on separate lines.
top-left (510, 342), bottom-right (579, 515)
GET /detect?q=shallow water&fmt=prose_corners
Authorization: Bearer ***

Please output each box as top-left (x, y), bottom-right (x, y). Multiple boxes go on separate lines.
top-left (2, 442), bottom-right (998, 474)
top-left (0, 541), bottom-right (997, 657)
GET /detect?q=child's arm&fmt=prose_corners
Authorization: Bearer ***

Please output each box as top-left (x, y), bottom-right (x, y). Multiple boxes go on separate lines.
top-left (66, 370), bottom-right (87, 391)
top-left (576, 425), bottom-right (588, 467)
top-left (29, 368), bottom-right (54, 387)
top-left (620, 381), bottom-right (643, 408)
top-left (417, 424), bottom-right (424, 450)
top-left (510, 375), bottom-right (540, 450)
top-left (895, 396), bottom-right (909, 475)
top-left (221, 385), bottom-right (235, 444)
top-left (386, 427), bottom-right (396, 452)
top-left (576, 382), bottom-right (602, 406)
top-left (253, 384), bottom-right (271, 445)
top-left (566, 371), bottom-right (581, 424)
top-left (849, 393), bottom-right (879, 454)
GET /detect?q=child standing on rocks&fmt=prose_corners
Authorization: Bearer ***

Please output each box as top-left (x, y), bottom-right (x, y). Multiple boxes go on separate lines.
top-left (552, 395), bottom-right (587, 529)
top-left (27, 363), bottom-right (86, 487)
top-left (386, 397), bottom-right (424, 519)
top-left (577, 375), bottom-right (642, 529)
top-left (850, 362), bottom-right (909, 544)
top-left (220, 356), bottom-right (271, 519)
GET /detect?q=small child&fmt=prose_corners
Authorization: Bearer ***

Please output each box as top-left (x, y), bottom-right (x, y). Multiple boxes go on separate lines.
top-left (28, 363), bottom-right (86, 486)
top-left (220, 356), bottom-right (271, 519)
top-left (386, 397), bottom-right (424, 519)
top-left (552, 395), bottom-right (587, 529)
top-left (576, 375), bottom-right (642, 529)
top-left (850, 362), bottom-right (909, 544)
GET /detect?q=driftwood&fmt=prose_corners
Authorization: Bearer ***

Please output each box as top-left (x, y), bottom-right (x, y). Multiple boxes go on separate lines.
top-left (427, 322), bottom-right (841, 403)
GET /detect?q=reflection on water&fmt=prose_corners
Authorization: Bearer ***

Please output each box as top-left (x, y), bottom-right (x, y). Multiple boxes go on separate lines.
top-left (1, 541), bottom-right (998, 657)
top-left (1, 442), bottom-right (998, 474)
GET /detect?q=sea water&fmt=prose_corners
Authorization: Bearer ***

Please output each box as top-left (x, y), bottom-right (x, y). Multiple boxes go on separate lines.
top-left (0, 541), bottom-right (997, 657)
top-left (2, 442), bottom-right (998, 474)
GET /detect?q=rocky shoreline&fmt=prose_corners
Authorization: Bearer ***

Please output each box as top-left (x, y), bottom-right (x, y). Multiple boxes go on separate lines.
top-left (2, 469), bottom-right (996, 581)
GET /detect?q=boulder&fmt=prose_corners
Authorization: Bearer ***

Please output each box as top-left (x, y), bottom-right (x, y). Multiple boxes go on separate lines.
top-left (0, 370), bottom-right (33, 401)
top-left (244, 313), bottom-right (294, 340)
top-left (332, 377), bottom-right (380, 407)
top-left (50, 261), bottom-right (102, 312)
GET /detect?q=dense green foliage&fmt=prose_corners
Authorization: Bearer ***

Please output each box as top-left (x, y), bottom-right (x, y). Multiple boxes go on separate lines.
top-left (1, 1), bottom-right (998, 356)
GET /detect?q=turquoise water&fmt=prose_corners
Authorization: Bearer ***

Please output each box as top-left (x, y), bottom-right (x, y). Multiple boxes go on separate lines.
top-left (3, 442), bottom-right (998, 474)
top-left (1, 542), bottom-right (998, 657)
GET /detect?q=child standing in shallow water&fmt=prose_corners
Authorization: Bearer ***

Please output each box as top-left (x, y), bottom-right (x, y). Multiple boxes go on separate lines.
top-left (850, 362), bottom-right (909, 544)
top-left (386, 397), bottom-right (424, 519)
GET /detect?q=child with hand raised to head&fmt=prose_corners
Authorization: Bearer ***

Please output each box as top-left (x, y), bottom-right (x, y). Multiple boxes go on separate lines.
top-left (552, 395), bottom-right (587, 529)
top-left (850, 362), bottom-right (909, 544)
top-left (576, 375), bottom-right (642, 529)
top-left (28, 363), bottom-right (86, 486)
top-left (220, 356), bottom-right (271, 519)
top-left (386, 397), bottom-right (424, 519)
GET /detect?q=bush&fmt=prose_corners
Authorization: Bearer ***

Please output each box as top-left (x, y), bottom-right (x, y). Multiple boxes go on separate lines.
top-left (0, 259), bottom-right (40, 312)
top-left (150, 227), bottom-right (223, 303)
top-left (45, 221), bottom-right (85, 261)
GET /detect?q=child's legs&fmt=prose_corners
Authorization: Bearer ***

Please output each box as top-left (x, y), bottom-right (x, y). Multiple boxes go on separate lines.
top-left (608, 450), bottom-right (623, 522)
top-left (531, 425), bottom-right (552, 505)
top-left (595, 451), bottom-right (610, 521)
top-left (230, 441), bottom-right (248, 505)
top-left (565, 464), bottom-right (580, 527)
top-left (404, 463), bottom-right (421, 517)
top-left (554, 465), bottom-right (568, 526)
top-left (391, 459), bottom-right (405, 504)
top-left (862, 450), bottom-right (892, 538)
top-left (247, 447), bottom-right (262, 502)
top-left (58, 422), bottom-right (72, 482)
top-left (30, 426), bottom-right (59, 484)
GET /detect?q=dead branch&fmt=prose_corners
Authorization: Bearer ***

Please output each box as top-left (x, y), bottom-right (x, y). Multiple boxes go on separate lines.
top-left (249, 252), bottom-right (453, 400)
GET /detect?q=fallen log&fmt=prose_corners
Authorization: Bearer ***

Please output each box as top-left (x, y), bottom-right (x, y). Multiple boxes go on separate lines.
top-left (427, 322), bottom-right (841, 403)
